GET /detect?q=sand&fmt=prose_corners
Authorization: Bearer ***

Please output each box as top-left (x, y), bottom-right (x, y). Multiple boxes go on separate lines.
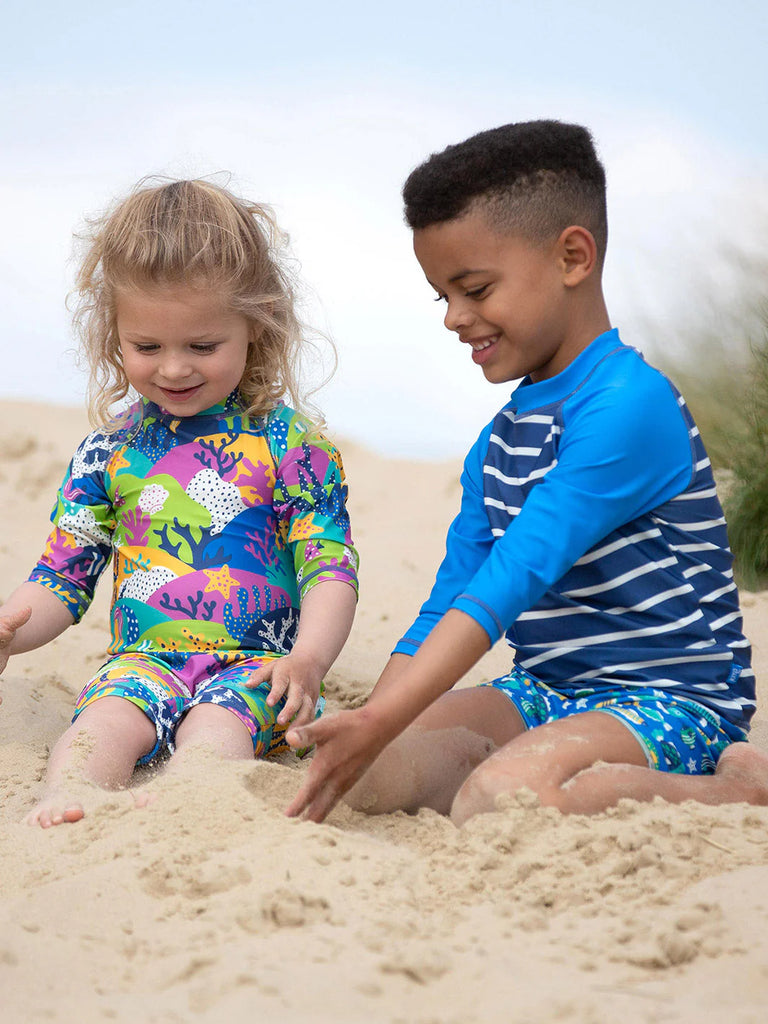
top-left (1, 398), bottom-right (767, 1024)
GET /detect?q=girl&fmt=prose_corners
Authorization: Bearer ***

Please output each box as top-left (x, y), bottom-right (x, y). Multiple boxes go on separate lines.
top-left (0, 178), bottom-right (359, 828)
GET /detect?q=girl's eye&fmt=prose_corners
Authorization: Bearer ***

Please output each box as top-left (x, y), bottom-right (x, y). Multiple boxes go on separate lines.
top-left (134, 344), bottom-right (158, 353)
top-left (433, 294), bottom-right (447, 304)
top-left (191, 344), bottom-right (217, 353)
top-left (466, 285), bottom-right (488, 299)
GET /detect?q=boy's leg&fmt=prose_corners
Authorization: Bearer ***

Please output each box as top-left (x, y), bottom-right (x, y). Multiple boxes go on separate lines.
top-left (345, 686), bottom-right (527, 815)
top-left (28, 696), bottom-right (157, 828)
top-left (450, 711), bottom-right (768, 825)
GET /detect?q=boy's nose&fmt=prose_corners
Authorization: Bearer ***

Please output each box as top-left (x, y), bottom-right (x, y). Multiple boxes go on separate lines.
top-left (443, 298), bottom-right (474, 332)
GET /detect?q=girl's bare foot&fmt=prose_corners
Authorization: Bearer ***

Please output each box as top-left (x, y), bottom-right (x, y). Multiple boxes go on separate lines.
top-left (26, 791), bottom-right (85, 828)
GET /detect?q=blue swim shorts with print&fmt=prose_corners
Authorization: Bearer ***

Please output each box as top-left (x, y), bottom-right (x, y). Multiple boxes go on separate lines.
top-left (484, 667), bottom-right (747, 773)
top-left (74, 652), bottom-right (325, 764)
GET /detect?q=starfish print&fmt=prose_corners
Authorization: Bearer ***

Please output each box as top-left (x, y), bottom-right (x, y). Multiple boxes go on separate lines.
top-left (203, 564), bottom-right (238, 598)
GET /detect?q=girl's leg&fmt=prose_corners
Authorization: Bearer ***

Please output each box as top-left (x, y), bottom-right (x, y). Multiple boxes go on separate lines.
top-left (345, 686), bottom-right (526, 816)
top-left (450, 711), bottom-right (768, 825)
top-left (173, 703), bottom-right (254, 760)
top-left (28, 696), bottom-right (157, 828)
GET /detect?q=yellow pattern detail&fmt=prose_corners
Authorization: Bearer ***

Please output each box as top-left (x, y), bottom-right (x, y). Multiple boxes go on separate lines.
top-left (38, 579), bottom-right (79, 606)
top-left (108, 450), bottom-right (131, 474)
top-left (203, 564), bottom-right (238, 598)
top-left (288, 516), bottom-right (324, 542)
top-left (153, 636), bottom-right (182, 652)
top-left (180, 628), bottom-right (229, 652)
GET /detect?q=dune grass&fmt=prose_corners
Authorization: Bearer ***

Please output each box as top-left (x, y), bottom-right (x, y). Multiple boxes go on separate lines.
top-left (651, 249), bottom-right (768, 589)
top-left (721, 338), bottom-right (768, 589)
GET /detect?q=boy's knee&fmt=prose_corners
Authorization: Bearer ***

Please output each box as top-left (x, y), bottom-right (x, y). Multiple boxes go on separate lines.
top-left (450, 757), bottom-right (561, 825)
top-left (344, 738), bottom-right (415, 814)
top-left (450, 759), bottom-right (514, 825)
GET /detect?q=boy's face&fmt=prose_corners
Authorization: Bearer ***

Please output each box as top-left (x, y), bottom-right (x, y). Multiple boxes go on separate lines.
top-left (413, 212), bottom-right (575, 385)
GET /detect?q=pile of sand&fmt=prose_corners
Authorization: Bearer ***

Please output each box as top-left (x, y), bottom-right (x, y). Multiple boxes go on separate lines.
top-left (1, 399), bottom-right (767, 1023)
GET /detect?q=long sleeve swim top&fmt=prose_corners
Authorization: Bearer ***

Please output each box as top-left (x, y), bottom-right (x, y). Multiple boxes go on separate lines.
top-left (394, 330), bottom-right (754, 730)
top-left (29, 393), bottom-right (358, 671)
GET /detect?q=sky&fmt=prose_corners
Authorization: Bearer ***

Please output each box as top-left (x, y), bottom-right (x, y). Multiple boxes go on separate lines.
top-left (2, 0), bottom-right (766, 457)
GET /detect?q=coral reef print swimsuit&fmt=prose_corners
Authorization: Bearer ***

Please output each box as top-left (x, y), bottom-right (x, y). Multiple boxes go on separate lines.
top-left (29, 392), bottom-right (358, 695)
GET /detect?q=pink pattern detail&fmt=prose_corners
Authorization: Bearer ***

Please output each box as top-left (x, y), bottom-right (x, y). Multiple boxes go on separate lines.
top-left (122, 507), bottom-right (152, 546)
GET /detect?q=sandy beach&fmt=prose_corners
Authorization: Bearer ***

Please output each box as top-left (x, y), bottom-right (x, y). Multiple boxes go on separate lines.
top-left (1, 398), bottom-right (767, 1024)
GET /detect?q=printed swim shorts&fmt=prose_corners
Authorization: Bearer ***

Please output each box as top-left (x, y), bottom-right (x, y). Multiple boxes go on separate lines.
top-left (485, 666), bottom-right (747, 773)
top-left (73, 652), bottom-right (325, 764)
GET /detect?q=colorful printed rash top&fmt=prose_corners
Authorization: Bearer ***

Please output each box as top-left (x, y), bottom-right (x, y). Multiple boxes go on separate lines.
top-left (394, 329), bottom-right (755, 731)
top-left (30, 393), bottom-right (358, 687)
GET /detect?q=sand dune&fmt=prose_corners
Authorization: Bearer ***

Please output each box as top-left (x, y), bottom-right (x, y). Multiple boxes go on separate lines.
top-left (1, 399), bottom-right (767, 1023)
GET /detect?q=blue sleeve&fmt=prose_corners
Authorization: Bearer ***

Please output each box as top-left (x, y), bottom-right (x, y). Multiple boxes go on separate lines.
top-left (393, 421), bottom-right (496, 655)
top-left (451, 373), bottom-right (694, 644)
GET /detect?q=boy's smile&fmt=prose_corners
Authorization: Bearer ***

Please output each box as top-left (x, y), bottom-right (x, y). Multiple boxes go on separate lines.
top-left (116, 286), bottom-right (252, 416)
top-left (413, 211), bottom-right (593, 385)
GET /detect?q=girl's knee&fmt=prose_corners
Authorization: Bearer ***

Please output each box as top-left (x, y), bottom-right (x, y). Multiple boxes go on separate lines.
top-left (76, 694), bottom-right (153, 732)
top-left (174, 702), bottom-right (254, 758)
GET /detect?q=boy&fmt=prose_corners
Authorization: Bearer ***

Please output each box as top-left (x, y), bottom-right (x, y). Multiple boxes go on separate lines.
top-left (284, 120), bottom-right (767, 824)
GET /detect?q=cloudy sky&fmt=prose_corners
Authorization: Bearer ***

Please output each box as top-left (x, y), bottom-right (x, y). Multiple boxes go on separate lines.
top-left (2, 0), bottom-right (766, 456)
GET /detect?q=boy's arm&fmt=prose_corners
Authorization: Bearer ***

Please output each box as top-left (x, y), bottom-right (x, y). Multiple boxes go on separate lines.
top-left (284, 428), bottom-right (496, 821)
top-left (285, 607), bottom-right (490, 821)
top-left (284, 370), bottom-right (695, 822)
top-left (0, 581), bottom-right (77, 675)
top-left (247, 579), bottom-right (357, 728)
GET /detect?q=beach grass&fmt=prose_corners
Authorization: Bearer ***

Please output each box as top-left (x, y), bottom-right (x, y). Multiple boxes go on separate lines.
top-left (658, 317), bottom-right (768, 589)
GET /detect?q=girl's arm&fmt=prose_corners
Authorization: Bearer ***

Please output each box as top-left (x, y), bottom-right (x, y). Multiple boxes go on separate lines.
top-left (246, 580), bottom-right (357, 728)
top-left (0, 581), bottom-right (77, 674)
top-left (283, 607), bottom-right (490, 822)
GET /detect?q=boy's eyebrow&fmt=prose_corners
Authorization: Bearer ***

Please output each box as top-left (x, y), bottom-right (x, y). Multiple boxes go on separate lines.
top-left (448, 268), bottom-right (487, 283)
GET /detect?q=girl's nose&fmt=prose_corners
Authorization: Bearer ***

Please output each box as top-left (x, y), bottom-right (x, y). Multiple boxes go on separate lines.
top-left (160, 353), bottom-right (193, 381)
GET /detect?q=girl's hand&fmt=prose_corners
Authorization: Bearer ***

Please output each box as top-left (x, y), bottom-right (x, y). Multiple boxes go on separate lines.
top-left (283, 706), bottom-right (387, 822)
top-left (247, 653), bottom-right (323, 729)
top-left (0, 606), bottom-right (32, 679)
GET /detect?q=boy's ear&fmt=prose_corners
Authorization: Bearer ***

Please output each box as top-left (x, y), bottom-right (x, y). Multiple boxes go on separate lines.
top-left (556, 226), bottom-right (598, 286)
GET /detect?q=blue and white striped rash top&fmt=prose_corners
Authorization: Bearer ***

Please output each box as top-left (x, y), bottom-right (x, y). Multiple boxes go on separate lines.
top-left (394, 329), bottom-right (755, 731)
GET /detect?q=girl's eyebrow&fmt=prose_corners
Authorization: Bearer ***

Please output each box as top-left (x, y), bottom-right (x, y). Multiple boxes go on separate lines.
top-left (121, 331), bottom-right (221, 343)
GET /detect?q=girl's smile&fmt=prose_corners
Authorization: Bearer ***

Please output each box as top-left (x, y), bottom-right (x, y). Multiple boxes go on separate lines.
top-left (116, 285), bottom-right (252, 416)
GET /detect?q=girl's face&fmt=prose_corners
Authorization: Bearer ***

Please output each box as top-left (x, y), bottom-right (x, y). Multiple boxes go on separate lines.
top-left (116, 285), bottom-right (252, 416)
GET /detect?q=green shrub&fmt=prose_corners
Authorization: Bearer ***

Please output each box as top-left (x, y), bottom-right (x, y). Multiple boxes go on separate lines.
top-left (650, 247), bottom-right (767, 588)
top-left (722, 338), bottom-right (768, 589)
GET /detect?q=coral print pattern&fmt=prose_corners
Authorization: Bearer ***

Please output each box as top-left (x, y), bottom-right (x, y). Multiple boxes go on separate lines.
top-left (29, 392), bottom-right (358, 691)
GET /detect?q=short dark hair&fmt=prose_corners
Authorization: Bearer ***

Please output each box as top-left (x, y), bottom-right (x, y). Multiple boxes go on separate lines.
top-left (402, 120), bottom-right (608, 261)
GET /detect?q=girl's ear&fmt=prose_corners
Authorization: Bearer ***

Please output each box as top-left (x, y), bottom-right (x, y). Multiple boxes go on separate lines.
top-left (556, 226), bottom-right (599, 286)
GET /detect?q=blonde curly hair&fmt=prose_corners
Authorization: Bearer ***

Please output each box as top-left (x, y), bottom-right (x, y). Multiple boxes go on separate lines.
top-left (72, 177), bottom-right (324, 427)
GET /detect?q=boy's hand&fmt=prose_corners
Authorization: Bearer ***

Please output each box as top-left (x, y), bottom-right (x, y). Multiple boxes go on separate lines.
top-left (247, 653), bottom-right (323, 729)
top-left (0, 606), bottom-right (33, 688)
top-left (284, 707), bottom-right (388, 822)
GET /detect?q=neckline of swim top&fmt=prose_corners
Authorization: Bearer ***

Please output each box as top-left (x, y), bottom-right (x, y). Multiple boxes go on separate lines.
top-left (510, 328), bottom-right (623, 412)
